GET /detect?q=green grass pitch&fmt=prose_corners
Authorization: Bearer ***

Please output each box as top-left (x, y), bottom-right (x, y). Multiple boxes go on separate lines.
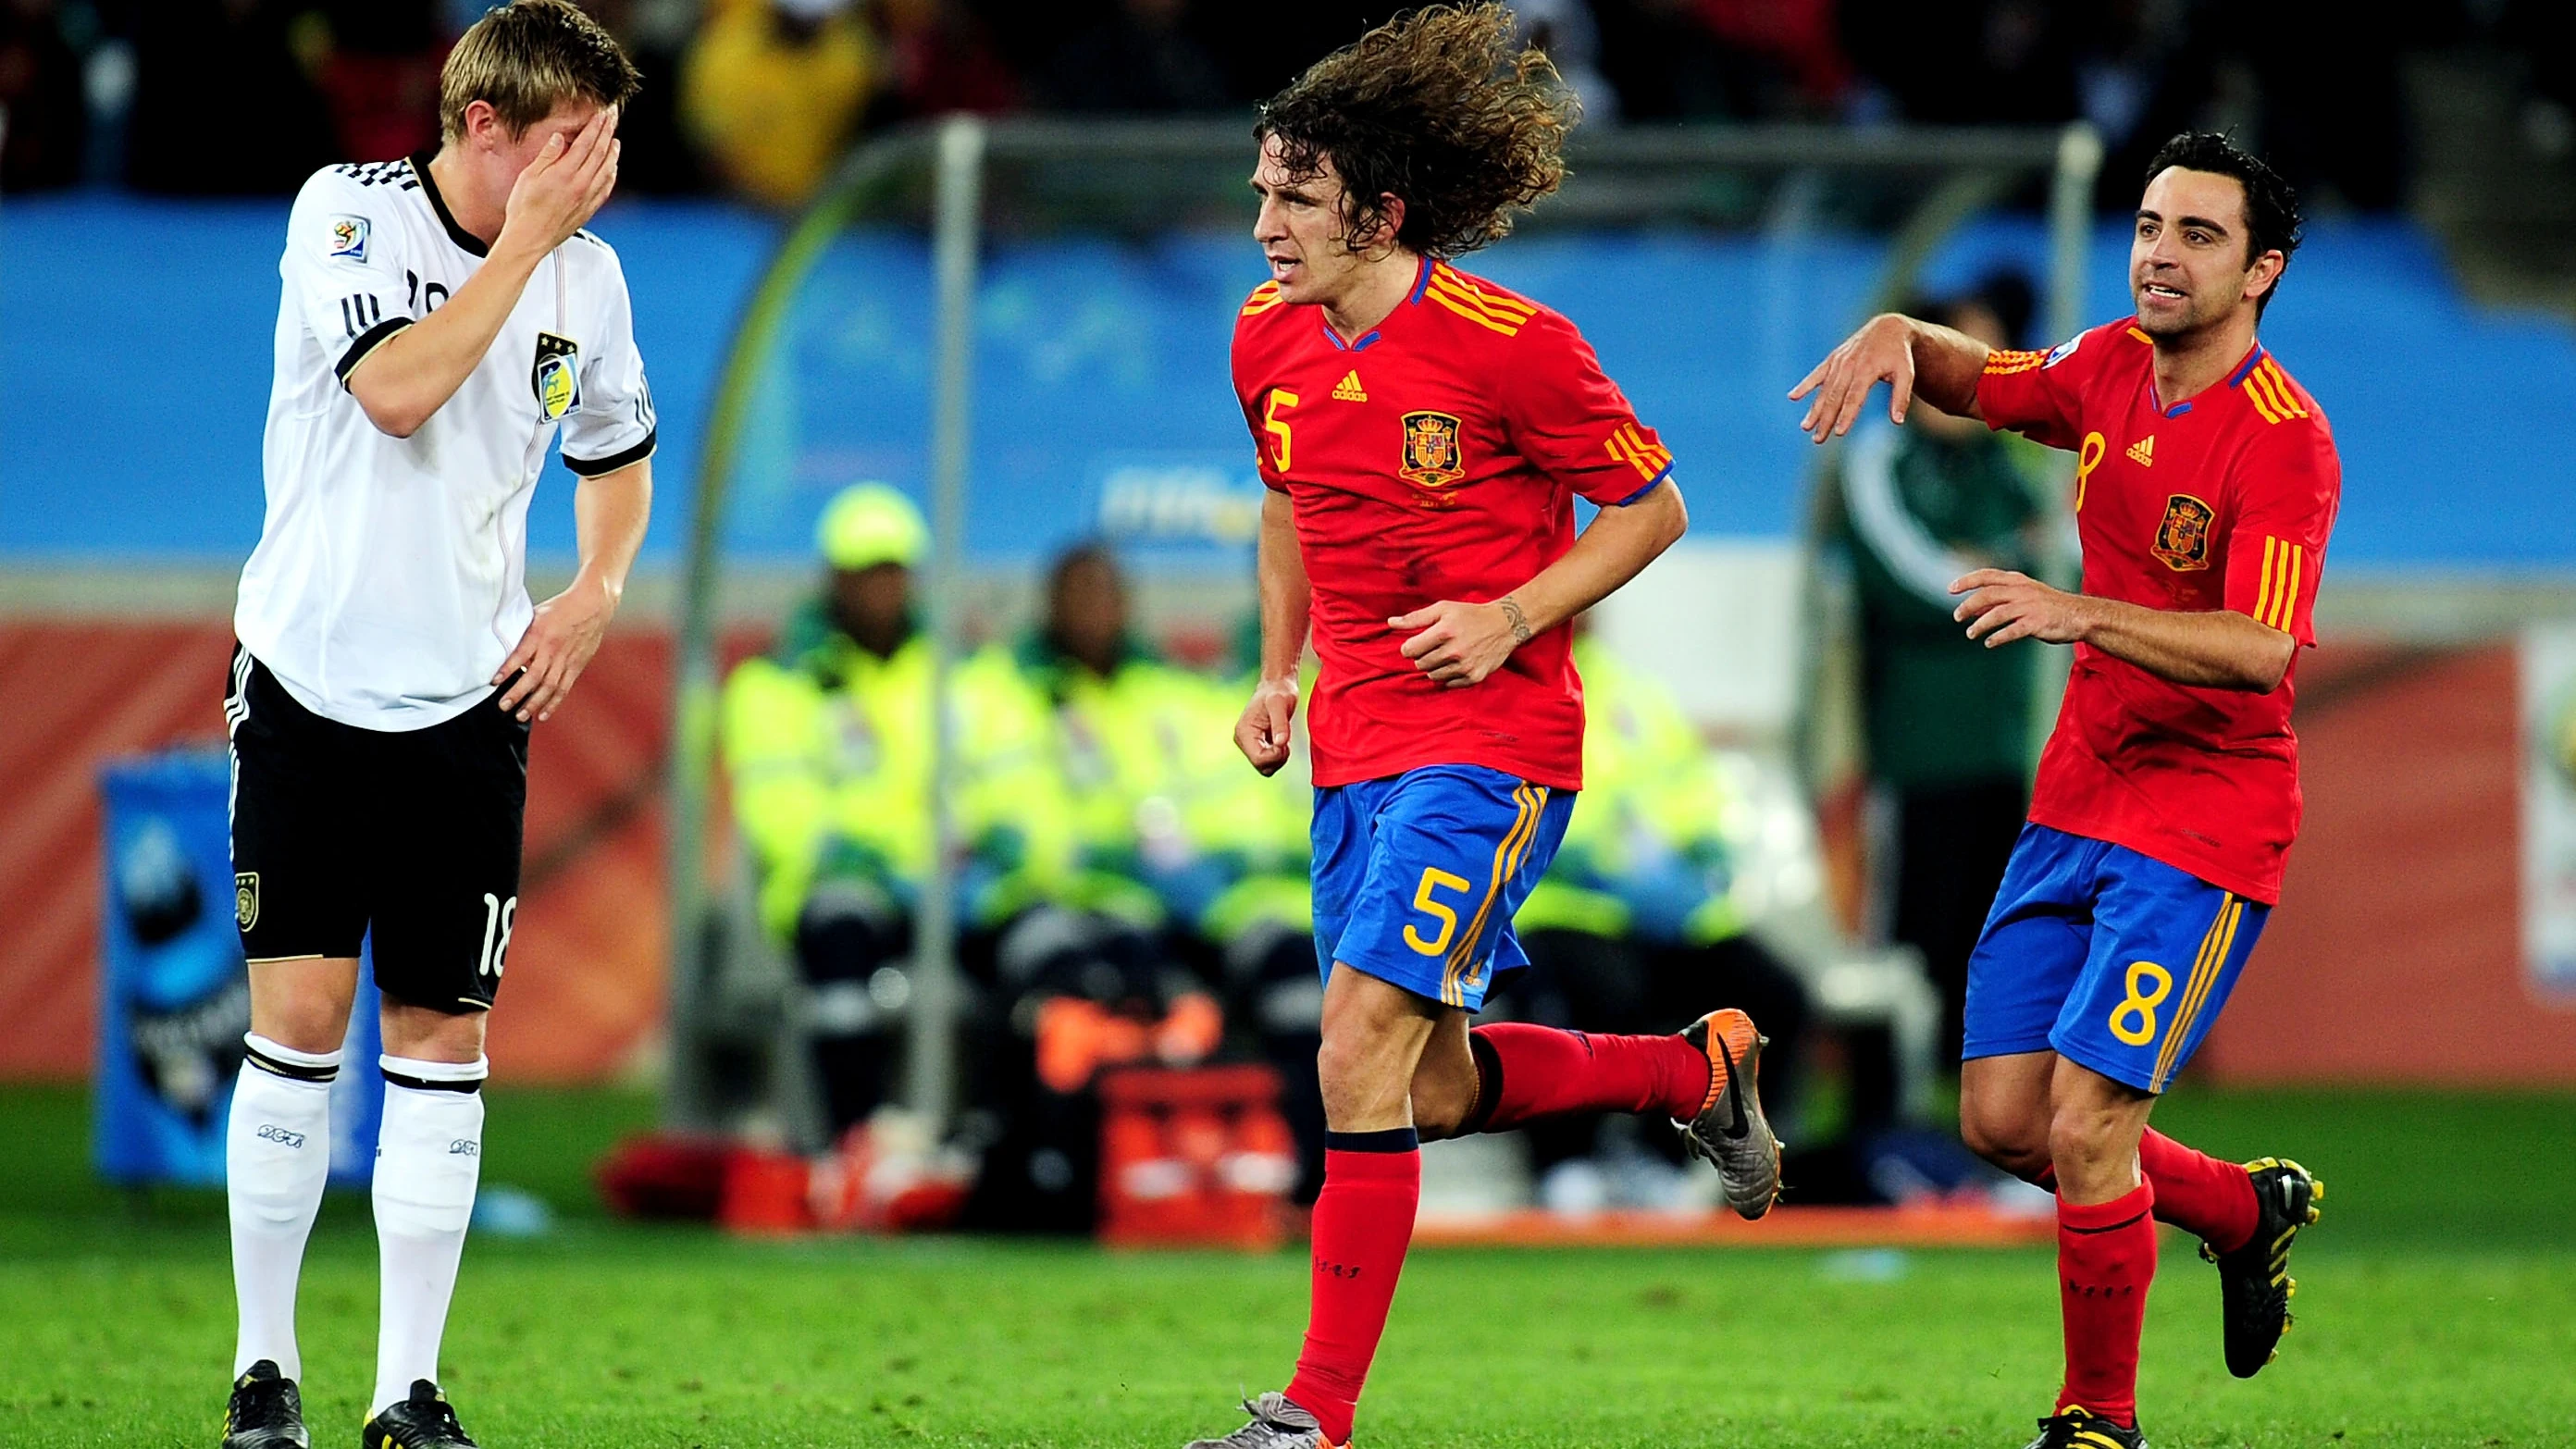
top-left (4, 1084), bottom-right (2572, 1447)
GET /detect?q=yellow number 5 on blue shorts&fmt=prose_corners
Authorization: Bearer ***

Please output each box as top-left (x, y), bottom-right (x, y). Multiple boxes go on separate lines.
top-left (1311, 764), bottom-right (1576, 1011)
top-left (1962, 824), bottom-right (2270, 1093)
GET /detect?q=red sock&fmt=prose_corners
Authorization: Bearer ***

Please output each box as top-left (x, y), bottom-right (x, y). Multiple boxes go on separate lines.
top-left (1461, 1022), bottom-right (1712, 1132)
top-left (2056, 1182), bottom-right (2156, 1428)
top-left (2136, 1132), bottom-right (2258, 1252)
top-left (2020, 1133), bottom-right (2257, 1253)
top-left (1284, 1133), bottom-right (1420, 1446)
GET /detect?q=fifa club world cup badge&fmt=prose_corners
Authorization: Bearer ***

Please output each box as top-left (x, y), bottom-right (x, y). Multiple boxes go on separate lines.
top-left (533, 332), bottom-right (583, 421)
top-left (2152, 493), bottom-right (2216, 571)
top-left (1398, 410), bottom-right (1466, 498)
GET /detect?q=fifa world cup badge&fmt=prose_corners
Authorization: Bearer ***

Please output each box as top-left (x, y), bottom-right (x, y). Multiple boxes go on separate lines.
top-left (326, 215), bottom-right (369, 261)
top-left (2152, 493), bottom-right (2216, 571)
top-left (532, 332), bottom-right (583, 421)
top-left (1398, 410), bottom-right (1466, 495)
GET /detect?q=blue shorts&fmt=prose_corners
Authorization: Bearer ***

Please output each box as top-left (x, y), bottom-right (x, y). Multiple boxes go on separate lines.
top-left (1311, 765), bottom-right (1575, 1011)
top-left (1963, 824), bottom-right (2270, 1094)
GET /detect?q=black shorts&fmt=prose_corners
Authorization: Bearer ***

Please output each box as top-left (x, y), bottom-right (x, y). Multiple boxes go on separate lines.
top-left (225, 645), bottom-right (528, 1012)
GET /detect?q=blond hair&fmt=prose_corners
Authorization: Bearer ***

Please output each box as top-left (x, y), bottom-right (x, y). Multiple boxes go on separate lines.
top-left (440, 0), bottom-right (642, 142)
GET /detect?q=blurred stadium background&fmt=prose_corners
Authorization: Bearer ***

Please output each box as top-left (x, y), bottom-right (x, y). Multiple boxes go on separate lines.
top-left (7, 1), bottom-right (2576, 1444)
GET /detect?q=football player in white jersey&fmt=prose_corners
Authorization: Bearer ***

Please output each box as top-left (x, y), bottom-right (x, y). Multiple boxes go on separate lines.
top-left (219, 6), bottom-right (649, 1447)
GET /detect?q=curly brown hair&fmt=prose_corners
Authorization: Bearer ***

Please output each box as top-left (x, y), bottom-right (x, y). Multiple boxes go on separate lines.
top-left (1256, 4), bottom-right (1579, 260)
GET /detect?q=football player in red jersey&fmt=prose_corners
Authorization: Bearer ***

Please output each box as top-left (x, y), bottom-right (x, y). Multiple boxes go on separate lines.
top-left (1793, 132), bottom-right (2339, 1449)
top-left (1187, 7), bottom-right (1782, 1448)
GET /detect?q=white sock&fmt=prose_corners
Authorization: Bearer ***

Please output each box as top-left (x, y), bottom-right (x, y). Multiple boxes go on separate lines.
top-left (228, 1034), bottom-right (341, 1381)
top-left (371, 1054), bottom-right (487, 1414)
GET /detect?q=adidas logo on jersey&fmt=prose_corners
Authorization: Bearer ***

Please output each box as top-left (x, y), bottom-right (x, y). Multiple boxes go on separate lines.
top-left (2126, 436), bottom-right (2155, 467)
top-left (1332, 370), bottom-right (1368, 402)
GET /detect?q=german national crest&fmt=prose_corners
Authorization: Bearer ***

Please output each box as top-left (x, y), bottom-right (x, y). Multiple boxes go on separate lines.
top-left (1398, 410), bottom-right (1465, 492)
top-left (533, 331), bottom-right (582, 421)
top-left (235, 872), bottom-right (260, 932)
top-left (2151, 493), bottom-right (2215, 571)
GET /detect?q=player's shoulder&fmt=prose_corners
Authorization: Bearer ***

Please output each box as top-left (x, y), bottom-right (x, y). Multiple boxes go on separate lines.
top-left (1231, 279), bottom-right (1294, 350)
top-left (1983, 317), bottom-right (2149, 382)
top-left (298, 156), bottom-right (422, 207)
top-left (2227, 343), bottom-right (2327, 432)
top-left (1418, 260), bottom-right (1561, 342)
top-left (563, 225), bottom-right (630, 287)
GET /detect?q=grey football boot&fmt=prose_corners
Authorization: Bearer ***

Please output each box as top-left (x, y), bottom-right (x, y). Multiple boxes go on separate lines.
top-left (1183, 1392), bottom-right (1340, 1449)
top-left (1674, 1008), bottom-right (1783, 1219)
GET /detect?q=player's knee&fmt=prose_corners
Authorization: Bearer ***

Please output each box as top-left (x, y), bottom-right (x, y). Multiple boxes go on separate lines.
top-left (249, 995), bottom-right (353, 1057)
top-left (1313, 1031), bottom-right (1405, 1128)
top-left (1407, 1074), bottom-right (1473, 1142)
top-left (1958, 1098), bottom-right (2049, 1176)
top-left (2044, 1100), bottom-right (2135, 1175)
top-left (380, 1001), bottom-right (489, 1064)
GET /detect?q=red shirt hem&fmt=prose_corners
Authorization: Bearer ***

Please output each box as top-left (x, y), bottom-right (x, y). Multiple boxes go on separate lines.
top-left (1310, 744), bottom-right (1584, 795)
top-left (2025, 801), bottom-right (2285, 907)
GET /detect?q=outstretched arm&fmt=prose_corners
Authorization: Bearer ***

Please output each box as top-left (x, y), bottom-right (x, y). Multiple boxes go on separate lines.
top-left (1951, 568), bottom-right (2295, 693)
top-left (1394, 477), bottom-right (1687, 688)
top-left (1235, 489), bottom-right (1310, 774)
top-left (1790, 313), bottom-right (1993, 443)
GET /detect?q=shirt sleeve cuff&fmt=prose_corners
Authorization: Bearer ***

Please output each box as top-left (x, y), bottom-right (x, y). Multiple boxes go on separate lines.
top-left (334, 317), bottom-right (414, 388)
top-left (1604, 464), bottom-right (1674, 507)
top-left (564, 428), bottom-right (656, 477)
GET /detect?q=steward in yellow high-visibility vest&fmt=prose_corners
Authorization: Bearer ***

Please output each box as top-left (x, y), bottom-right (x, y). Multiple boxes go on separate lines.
top-left (1018, 544), bottom-right (1311, 947)
top-left (1022, 548), bottom-right (1325, 1201)
top-left (718, 484), bottom-right (1072, 1134)
top-left (721, 485), bottom-right (1069, 940)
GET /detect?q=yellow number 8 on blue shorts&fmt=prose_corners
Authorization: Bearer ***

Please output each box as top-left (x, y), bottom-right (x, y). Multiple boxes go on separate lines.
top-left (1962, 824), bottom-right (2269, 1093)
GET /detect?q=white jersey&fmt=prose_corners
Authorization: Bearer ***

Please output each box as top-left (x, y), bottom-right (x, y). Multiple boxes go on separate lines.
top-left (236, 154), bottom-right (655, 731)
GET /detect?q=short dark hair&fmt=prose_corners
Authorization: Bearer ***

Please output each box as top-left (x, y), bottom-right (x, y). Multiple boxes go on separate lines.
top-left (2144, 131), bottom-right (2304, 315)
top-left (1254, 3), bottom-right (1579, 260)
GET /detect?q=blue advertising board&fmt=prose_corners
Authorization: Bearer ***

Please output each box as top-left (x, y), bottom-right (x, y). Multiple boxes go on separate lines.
top-left (95, 750), bottom-right (381, 1189)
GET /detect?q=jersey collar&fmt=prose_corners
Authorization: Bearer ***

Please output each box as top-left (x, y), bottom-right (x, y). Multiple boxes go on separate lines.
top-left (411, 150), bottom-right (490, 258)
top-left (2225, 341), bottom-right (2268, 389)
top-left (1316, 256), bottom-right (1431, 353)
top-left (2142, 330), bottom-right (2268, 419)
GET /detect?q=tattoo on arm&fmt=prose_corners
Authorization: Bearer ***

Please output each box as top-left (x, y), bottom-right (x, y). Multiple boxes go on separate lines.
top-left (1498, 595), bottom-right (1533, 645)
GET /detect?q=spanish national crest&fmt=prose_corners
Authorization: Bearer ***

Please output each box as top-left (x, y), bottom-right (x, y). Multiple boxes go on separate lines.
top-left (1398, 410), bottom-right (1465, 493)
top-left (2151, 492), bottom-right (2215, 572)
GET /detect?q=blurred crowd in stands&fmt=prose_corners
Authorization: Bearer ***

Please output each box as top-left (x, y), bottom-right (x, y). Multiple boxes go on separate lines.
top-left (4, 0), bottom-right (2567, 210)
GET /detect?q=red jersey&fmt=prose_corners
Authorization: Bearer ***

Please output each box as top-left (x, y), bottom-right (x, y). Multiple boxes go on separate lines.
top-left (1232, 258), bottom-right (1673, 790)
top-left (1979, 319), bottom-right (2342, 904)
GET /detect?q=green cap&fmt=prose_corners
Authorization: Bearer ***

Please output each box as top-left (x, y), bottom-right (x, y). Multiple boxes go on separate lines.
top-left (816, 483), bottom-right (928, 571)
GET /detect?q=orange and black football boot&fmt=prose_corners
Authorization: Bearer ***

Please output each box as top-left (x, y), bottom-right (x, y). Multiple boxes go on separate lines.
top-left (1674, 1008), bottom-right (1782, 1219)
